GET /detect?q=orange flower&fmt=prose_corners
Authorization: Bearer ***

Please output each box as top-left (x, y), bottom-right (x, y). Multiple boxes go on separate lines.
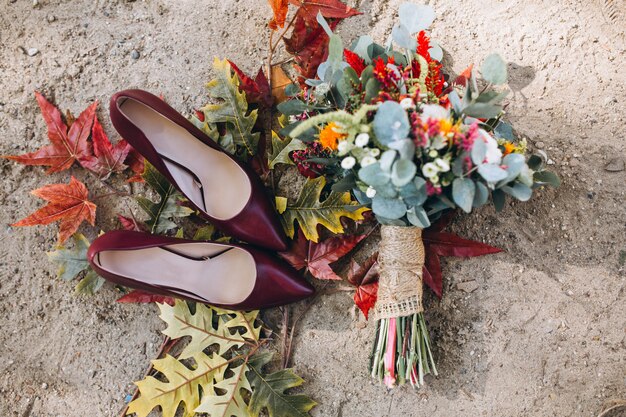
top-left (318, 122), bottom-right (346, 151)
top-left (503, 142), bottom-right (516, 155)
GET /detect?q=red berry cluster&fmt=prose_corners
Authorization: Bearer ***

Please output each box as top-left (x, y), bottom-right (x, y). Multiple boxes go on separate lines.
top-left (291, 142), bottom-right (331, 178)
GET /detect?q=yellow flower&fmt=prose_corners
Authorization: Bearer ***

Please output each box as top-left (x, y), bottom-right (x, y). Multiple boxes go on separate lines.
top-left (439, 118), bottom-right (460, 137)
top-left (503, 142), bottom-right (517, 156)
top-left (318, 122), bottom-right (347, 151)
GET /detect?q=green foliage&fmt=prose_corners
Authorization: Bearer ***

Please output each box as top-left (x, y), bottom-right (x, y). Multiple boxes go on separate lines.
top-left (269, 131), bottom-right (306, 169)
top-left (47, 233), bottom-right (90, 281)
top-left (248, 353), bottom-right (317, 417)
top-left (278, 176), bottom-right (369, 242)
top-left (200, 58), bottom-right (260, 156)
top-left (481, 53), bottom-right (508, 85)
top-left (128, 300), bottom-right (314, 417)
top-left (136, 162), bottom-right (193, 234)
top-left (373, 101), bottom-right (410, 145)
top-left (74, 270), bottom-right (105, 295)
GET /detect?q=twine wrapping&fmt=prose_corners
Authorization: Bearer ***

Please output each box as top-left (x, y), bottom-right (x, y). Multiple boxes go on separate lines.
top-left (373, 225), bottom-right (425, 320)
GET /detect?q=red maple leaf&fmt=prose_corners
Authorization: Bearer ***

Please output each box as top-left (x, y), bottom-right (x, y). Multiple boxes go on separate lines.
top-left (117, 214), bottom-right (146, 232)
top-left (422, 213), bottom-right (503, 298)
top-left (344, 49), bottom-right (366, 76)
top-left (347, 253), bottom-right (379, 319)
top-left (12, 176), bottom-right (96, 243)
top-left (288, 0), bottom-right (360, 25)
top-left (228, 60), bottom-right (273, 108)
top-left (284, 11), bottom-right (339, 80)
top-left (117, 290), bottom-right (175, 306)
top-left (268, 0), bottom-right (289, 29)
top-left (4, 92), bottom-right (96, 173)
top-left (124, 146), bottom-right (145, 182)
top-left (279, 228), bottom-right (365, 280)
top-left (80, 117), bottom-right (131, 179)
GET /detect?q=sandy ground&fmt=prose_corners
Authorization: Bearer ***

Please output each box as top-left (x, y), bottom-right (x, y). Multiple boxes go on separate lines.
top-left (1, 0), bottom-right (625, 416)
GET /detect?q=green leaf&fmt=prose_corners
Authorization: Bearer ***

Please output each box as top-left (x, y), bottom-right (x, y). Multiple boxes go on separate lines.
top-left (534, 170), bottom-right (561, 187)
top-left (158, 300), bottom-right (258, 359)
top-left (195, 363), bottom-right (251, 416)
top-left (478, 163), bottom-right (508, 182)
top-left (128, 352), bottom-right (229, 417)
top-left (193, 225), bottom-right (216, 241)
top-left (528, 154), bottom-right (544, 171)
top-left (74, 270), bottom-right (105, 295)
top-left (278, 177), bottom-right (368, 242)
top-left (137, 162), bottom-right (193, 234)
top-left (387, 139), bottom-right (415, 160)
top-left (473, 181), bottom-right (489, 207)
top-left (402, 177), bottom-right (427, 206)
top-left (502, 182), bottom-right (532, 201)
top-left (248, 352), bottom-right (316, 417)
top-left (372, 196), bottom-right (406, 219)
top-left (407, 206), bottom-right (430, 227)
top-left (452, 178), bottom-right (476, 213)
top-left (492, 189), bottom-right (506, 212)
top-left (391, 159), bottom-right (416, 187)
top-left (364, 78), bottom-right (381, 104)
top-left (269, 132), bottom-right (306, 169)
top-left (358, 163), bottom-right (391, 187)
top-left (201, 58), bottom-right (260, 155)
top-left (502, 153), bottom-right (526, 182)
top-left (398, 3), bottom-right (436, 34)
top-left (464, 102), bottom-right (503, 119)
top-left (47, 233), bottom-right (90, 281)
top-left (471, 138), bottom-right (486, 165)
top-left (391, 24), bottom-right (416, 50)
top-left (481, 53), bottom-right (508, 85)
top-left (373, 101), bottom-right (410, 145)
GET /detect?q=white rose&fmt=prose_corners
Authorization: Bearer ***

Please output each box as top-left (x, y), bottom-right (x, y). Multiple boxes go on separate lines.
top-left (341, 156), bottom-right (356, 170)
top-left (420, 104), bottom-right (450, 120)
top-left (366, 186), bottom-right (377, 198)
top-left (361, 156), bottom-right (377, 167)
top-left (479, 130), bottom-right (503, 165)
top-left (355, 133), bottom-right (370, 147)
top-left (400, 97), bottom-right (414, 110)
top-left (422, 162), bottom-right (439, 178)
top-left (434, 158), bottom-right (450, 172)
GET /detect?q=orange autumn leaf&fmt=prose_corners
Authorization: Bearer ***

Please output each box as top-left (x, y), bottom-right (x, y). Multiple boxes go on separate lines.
top-left (13, 176), bottom-right (97, 244)
top-left (3, 92), bottom-right (96, 173)
top-left (270, 65), bottom-right (292, 104)
top-left (80, 116), bottom-right (131, 179)
top-left (268, 0), bottom-right (289, 29)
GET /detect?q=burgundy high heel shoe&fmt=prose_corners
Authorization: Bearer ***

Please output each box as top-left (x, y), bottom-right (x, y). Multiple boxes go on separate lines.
top-left (88, 231), bottom-right (313, 310)
top-left (109, 89), bottom-right (288, 252)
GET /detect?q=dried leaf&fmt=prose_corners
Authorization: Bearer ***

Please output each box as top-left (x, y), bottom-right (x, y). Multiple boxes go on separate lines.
top-left (194, 363), bottom-right (251, 416)
top-left (269, 131), bottom-right (306, 169)
top-left (278, 176), bottom-right (369, 242)
top-left (280, 228), bottom-right (365, 280)
top-left (128, 352), bottom-right (229, 417)
top-left (116, 290), bottom-right (175, 306)
top-left (288, 0), bottom-right (360, 24)
top-left (12, 176), bottom-right (96, 244)
top-left (229, 60), bottom-right (273, 107)
top-left (248, 352), bottom-right (316, 417)
top-left (47, 232), bottom-right (90, 281)
top-left (201, 58), bottom-right (260, 155)
top-left (80, 117), bottom-right (131, 179)
top-left (125, 146), bottom-right (145, 182)
top-left (3, 92), bottom-right (96, 173)
top-left (268, 0), bottom-right (289, 29)
top-left (74, 269), bottom-right (105, 295)
top-left (136, 162), bottom-right (193, 234)
top-left (347, 253), bottom-right (379, 319)
top-left (270, 65), bottom-right (292, 104)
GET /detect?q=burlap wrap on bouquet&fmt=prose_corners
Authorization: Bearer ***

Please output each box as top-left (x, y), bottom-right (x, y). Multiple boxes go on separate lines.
top-left (373, 225), bottom-right (425, 320)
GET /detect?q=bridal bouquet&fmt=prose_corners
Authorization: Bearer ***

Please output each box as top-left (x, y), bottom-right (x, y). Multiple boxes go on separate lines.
top-left (279, 4), bottom-right (558, 387)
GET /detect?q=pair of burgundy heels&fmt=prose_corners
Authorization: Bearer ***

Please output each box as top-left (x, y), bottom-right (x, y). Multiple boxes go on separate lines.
top-left (88, 90), bottom-right (313, 310)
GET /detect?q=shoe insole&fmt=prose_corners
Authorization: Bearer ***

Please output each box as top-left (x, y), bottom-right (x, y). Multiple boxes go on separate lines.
top-left (96, 243), bottom-right (257, 304)
top-left (119, 98), bottom-right (252, 220)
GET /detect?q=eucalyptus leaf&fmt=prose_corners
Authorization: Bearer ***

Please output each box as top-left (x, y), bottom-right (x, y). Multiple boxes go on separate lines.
top-left (358, 162), bottom-right (391, 187)
top-left (351, 35), bottom-right (374, 63)
top-left (492, 189), bottom-right (506, 212)
top-left (364, 78), bottom-right (381, 103)
top-left (392, 24), bottom-right (417, 50)
top-left (391, 159), bottom-right (417, 187)
top-left (372, 196), bottom-right (407, 219)
top-left (407, 206), bottom-right (431, 227)
top-left (502, 182), bottom-right (532, 201)
top-left (471, 137), bottom-right (487, 165)
top-left (452, 178), bottom-right (476, 213)
top-left (331, 173), bottom-right (357, 192)
top-left (379, 150), bottom-right (397, 172)
top-left (464, 102), bottom-right (503, 119)
top-left (527, 154), bottom-right (545, 171)
top-left (534, 170), bottom-right (561, 187)
top-left (285, 83), bottom-right (301, 97)
top-left (429, 41), bottom-right (443, 61)
top-left (373, 101), bottom-right (410, 145)
top-left (376, 215), bottom-right (408, 226)
top-left (398, 3), bottom-right (436, 34)
top-left (316, 11), bottom-right (334, 36)
top-left (494, 120), bottom-right (515, 140)
top-left (387, 139), bottom-right (415, 160)
top-left (473, 181), bottom-right (489, 207)
top-left (502, 153), bottom-right (525, 182)
top-left (476, 90), bottom-right (509, 104)
top-left (481, 53), bottom-right (508, 85)
top-left (478, 163), bottom-right (508, 182)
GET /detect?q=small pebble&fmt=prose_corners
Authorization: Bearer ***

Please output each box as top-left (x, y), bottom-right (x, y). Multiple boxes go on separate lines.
top-left (47, 14), bottom-right (56, 23)
top-left (41, 382), bottom-right (48, 389)
top-left (130, 50), bottom-right (140, 60)
top-left (535, 141), bottom-right (544, 149)
top-left (27, 48), bottom-right (39, 56)
top-left (456, 280), bottom-right (479, 293)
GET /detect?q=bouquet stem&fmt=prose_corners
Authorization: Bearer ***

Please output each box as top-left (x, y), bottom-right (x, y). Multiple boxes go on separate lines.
top-left (371, 313), bottom-right (437, 388)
